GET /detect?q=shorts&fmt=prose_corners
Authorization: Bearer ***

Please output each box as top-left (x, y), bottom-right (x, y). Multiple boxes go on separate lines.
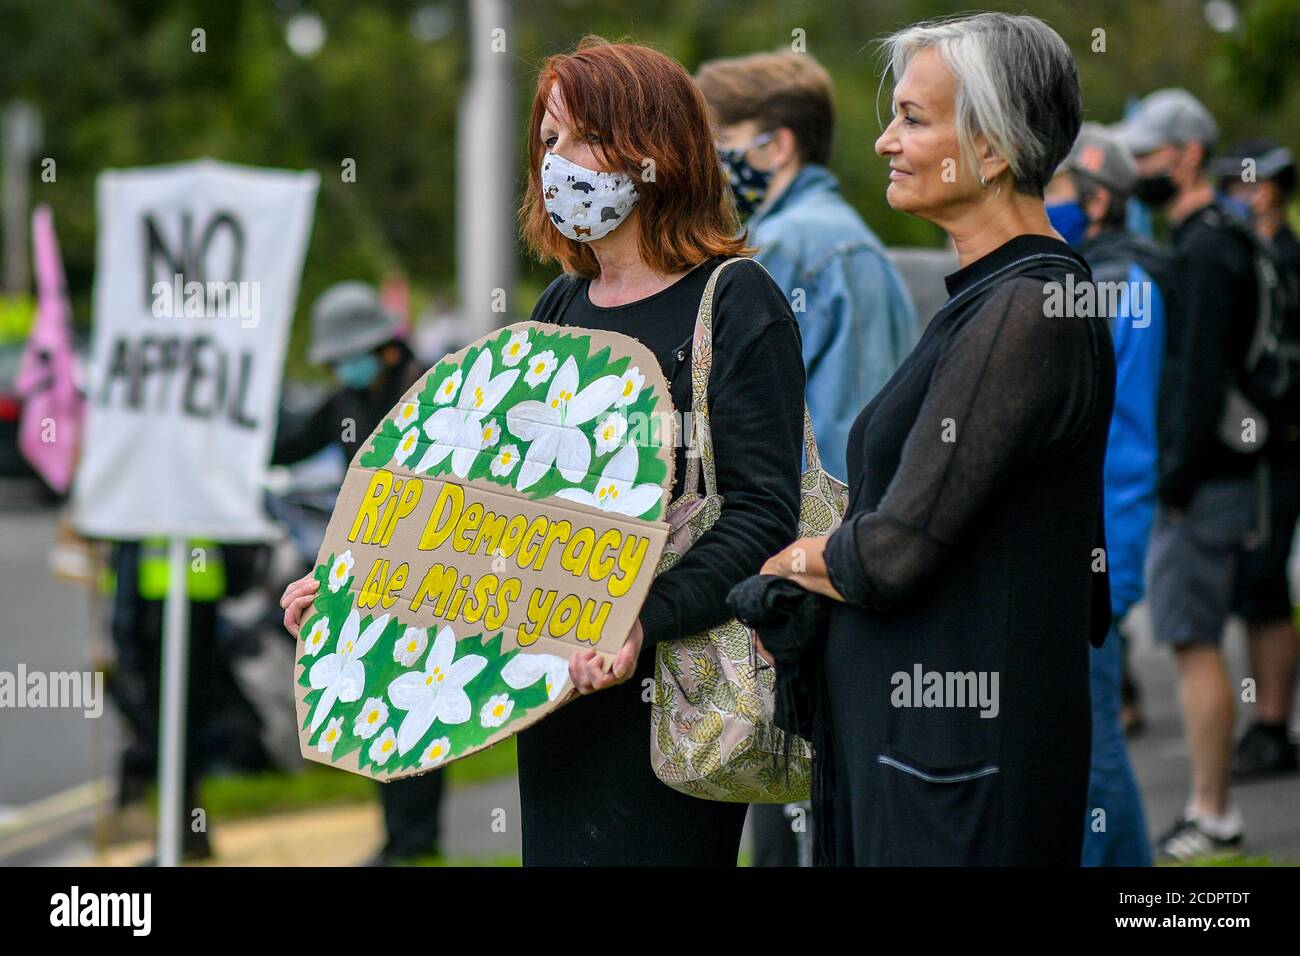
top-left (1232, 460), bottom-right (1300, 623)
top-left (1146, 476), bottom-right (1255, 647)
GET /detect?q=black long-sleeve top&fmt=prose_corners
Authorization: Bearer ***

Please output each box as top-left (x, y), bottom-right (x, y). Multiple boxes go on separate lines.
top-left (1157, 202), bottom-right (1259, 507)
top-left (817, 235), bottom-right (1115, 866)
top-left (516, 254), bottom-right (805, 866)
top-left (530, 255), bottom-right (806, 647)
top-left (270, 343), bottom-right (422, 467)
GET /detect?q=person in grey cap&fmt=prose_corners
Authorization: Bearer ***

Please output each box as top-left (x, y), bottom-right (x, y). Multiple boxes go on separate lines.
top-left (1214, 140), bottom-right (1300, 782)
top-left (272, 281), bottom-right (448, 866)
top-left (1114, 89), bottom-right (1263, 861)
top-left (1113, 88), bottom-right (1221, 208)
top-left (1044, 122), bottom-right (1173, 866)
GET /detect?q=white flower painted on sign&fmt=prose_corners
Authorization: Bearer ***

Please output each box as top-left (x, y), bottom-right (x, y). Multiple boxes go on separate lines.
top-left (553, 442), bottom-right (662, 518)
top-left (415, 350), bottom-right (520, 478)
top-left (594, 411), bottom-right (627, 455)
top-left (327, 550), bottom-right (354, 593)
top-left (393, 400), bottom-right (420, 430)
top-left (508, 356), bottom-right (622, 491)
top-left (480, 693), bottom-right (515, 728)
top-left (393, 626), bottom-right (428, 667)
top-left (502, 330), bottom-right (531, 367)
top-left (368, 726), bottom-right (399, 766)
top-left (523, 350), bottom-right (557, 387)
top-left (501, 652), bottom-right (570, 702)
top-left (353, 697), bottom-right (389, 739)
top-left (480, 418), bottom-right (501, 448)
top-left (303, 617), bottom-right (330, 657)
top-left (615, 366), bottom-right (645, 407)
top-left (308, 607), bottom-right (391, 732)
top-left (317, 716), bottom-right (345, 755)
top-left (420, 736), bottom-right (452, 768)
top-left (393, 426), bottom-right (420, 466)
top-left (490, 444), bottom-right (520, 478)
top-left (433, 368), bottom-right (462, 406)
top-left (386, 625), bottom-right (487, 754)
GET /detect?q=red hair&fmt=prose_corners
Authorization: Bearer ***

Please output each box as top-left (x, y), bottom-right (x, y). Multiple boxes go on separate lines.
top-left (519, 36), bottom-right (752, 279)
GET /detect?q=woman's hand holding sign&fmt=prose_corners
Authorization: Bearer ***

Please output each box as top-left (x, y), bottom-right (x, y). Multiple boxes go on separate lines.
top-left (570, 617), bottom-right (644, 694)
top-left (280, 572), bottom-right (320, 637)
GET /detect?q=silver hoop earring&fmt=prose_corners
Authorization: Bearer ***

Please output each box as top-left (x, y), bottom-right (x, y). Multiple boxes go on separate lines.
top-left (979, 174), bottom-right (988, 188)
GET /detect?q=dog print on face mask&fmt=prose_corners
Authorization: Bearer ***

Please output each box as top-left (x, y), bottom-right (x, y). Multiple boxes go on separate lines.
top-left (541, 152), bottom-right (638, 243)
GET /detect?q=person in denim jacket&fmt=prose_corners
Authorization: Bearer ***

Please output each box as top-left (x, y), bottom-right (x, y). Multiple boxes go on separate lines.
top-left (697, 50), bottom-right (918, 485)
top-left (697, 49), bottom-right (917, 865)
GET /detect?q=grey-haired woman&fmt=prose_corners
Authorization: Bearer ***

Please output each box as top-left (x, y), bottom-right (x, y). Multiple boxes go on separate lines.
top-left (755, 12), bottom-right (1116, 865)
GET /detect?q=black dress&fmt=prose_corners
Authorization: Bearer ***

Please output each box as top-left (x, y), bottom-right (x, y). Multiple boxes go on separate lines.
top-left (517, 255), bottom-right (806, 865)
top-left (819, 235), bottom-right (1116, 866)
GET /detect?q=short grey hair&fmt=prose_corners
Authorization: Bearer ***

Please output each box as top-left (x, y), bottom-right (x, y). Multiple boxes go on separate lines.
top-left (879, 12), bottom-right (1082, 196)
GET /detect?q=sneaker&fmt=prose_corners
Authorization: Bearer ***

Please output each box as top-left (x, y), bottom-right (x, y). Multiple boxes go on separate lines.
top-left (1157, 815), bottom-right (1243, 863)
top-left (1230, 723), bottom-right (1298, 781)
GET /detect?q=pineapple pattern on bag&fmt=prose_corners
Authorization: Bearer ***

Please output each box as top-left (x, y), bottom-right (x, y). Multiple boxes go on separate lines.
top-left (650, 257), bottom-right (847, 804)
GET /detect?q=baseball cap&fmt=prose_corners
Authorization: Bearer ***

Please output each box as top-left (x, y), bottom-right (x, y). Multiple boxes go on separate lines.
top-left (1211, 138), bottom-right (1296, 183)
top-left (1111, 88), bottom-right (1218, 157)
top-left (1059, 122), bottom-right (1138, 194)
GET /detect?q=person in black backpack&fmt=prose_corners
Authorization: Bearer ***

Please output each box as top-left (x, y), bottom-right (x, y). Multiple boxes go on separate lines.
top-left (1215, 140), bottom-right (1300, 780)
top-left (1114, 89), bottom-right (1262, 861)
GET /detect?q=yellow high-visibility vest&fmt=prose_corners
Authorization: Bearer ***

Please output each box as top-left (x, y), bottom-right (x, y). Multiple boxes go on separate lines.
top-left (99, 538), bottom-right (227, 602)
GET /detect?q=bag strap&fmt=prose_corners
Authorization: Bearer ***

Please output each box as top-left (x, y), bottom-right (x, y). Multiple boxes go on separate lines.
top-left (682, 259), bottom-right (742, 498)
top-left (683, 257), bottom-right (827, 497)
top-left (802, 405), bottom-right (824, 473)
top-left (939, 251), bottom-right (1082, 317)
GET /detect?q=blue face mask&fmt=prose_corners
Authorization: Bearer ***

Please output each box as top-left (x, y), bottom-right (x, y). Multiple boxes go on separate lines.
top-left (334, 352), bottom-right (381, 389)
top-left (1046, 200), bottom-right (1089, 247)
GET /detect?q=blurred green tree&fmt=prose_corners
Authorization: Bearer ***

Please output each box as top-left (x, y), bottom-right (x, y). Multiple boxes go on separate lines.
top-left (0, 0), bottom-right (1294, 367)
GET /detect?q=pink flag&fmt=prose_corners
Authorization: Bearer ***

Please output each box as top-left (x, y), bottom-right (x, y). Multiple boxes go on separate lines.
top-left (15, 204), bottom-right (83, 493)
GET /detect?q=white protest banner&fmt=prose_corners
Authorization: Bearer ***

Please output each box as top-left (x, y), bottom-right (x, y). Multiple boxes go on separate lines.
top-left (72, 159), bottom-right (319, 541)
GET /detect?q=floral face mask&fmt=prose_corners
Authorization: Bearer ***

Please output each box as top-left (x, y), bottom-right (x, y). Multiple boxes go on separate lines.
top-left (541, 151), bottom-right (639, 242)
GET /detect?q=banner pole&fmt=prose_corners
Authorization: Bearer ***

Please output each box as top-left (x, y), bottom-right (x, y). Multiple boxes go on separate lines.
top-left (157, 536), bottom-right (190, 867)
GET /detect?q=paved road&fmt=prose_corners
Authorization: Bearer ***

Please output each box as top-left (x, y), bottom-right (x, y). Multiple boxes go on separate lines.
top-left (0, 488), bottom-right (124, 815)
top-left (1124, 606), bottom-right (1300, 861)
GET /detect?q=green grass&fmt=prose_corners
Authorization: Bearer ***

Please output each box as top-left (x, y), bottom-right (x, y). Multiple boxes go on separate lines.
top-left (147, 736), bottom-right (520, 821)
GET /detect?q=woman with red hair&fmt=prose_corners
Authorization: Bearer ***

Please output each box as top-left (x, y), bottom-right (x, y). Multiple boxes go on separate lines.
top-left (514, 36), bottom-right (806, 865)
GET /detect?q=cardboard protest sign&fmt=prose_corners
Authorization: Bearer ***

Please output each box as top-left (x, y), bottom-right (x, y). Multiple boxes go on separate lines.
top-left (72, 159), bottom-right (318, 540)
top-left (295, 321), bottom-right (677, 779)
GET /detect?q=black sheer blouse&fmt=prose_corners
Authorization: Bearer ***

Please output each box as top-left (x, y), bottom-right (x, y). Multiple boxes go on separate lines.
top-left (818, 234), bottom-right (1115, 866)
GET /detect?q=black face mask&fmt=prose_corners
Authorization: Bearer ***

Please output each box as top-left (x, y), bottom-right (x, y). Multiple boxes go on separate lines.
top-left (1133, 173), bottom-right (1177, 208)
